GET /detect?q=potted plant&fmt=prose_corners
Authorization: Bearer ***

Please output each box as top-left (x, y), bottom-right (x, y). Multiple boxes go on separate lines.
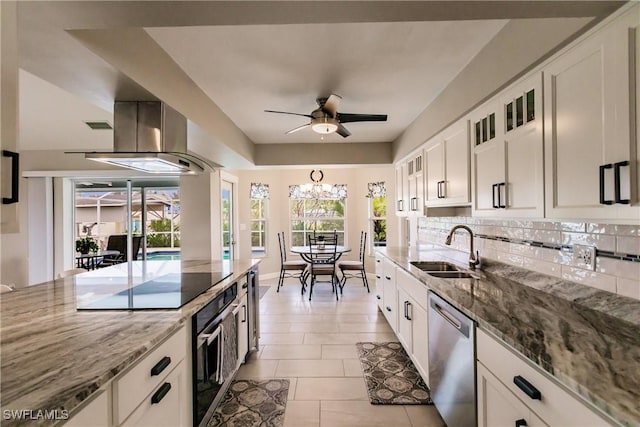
top-left (76, 237), bottom-right (99, 254)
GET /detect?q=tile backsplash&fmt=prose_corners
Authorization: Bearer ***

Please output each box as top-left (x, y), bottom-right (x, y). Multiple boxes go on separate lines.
top-left (417, 217), bottom-right (640, 301)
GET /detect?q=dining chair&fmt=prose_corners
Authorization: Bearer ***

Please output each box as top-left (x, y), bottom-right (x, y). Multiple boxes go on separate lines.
top-left (338, 231), bottom-right (369, 294)
top-left (307, 234), bottom-right (339, 301)
top-left (277, 232), bottom-right (308, 293)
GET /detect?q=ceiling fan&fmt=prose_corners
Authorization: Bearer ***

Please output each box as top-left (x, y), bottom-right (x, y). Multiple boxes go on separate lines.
top-left (265, 94), bottom-right (387, 138)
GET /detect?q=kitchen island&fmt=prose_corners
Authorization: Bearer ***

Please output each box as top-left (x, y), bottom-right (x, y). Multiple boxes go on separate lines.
top-left (378, 245), bottom-right (640, 427)
top-left (0, 259), bottom-right (260, 426)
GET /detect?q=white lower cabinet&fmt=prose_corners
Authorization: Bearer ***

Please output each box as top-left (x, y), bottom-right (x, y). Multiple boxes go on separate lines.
top-left (477, 329), bottom-right (611, 427)
top-left (381, 258), bottom-right (398, 332)
top-left (396, 268), bottom-right (429, 385)
top-left (65, 389), bottom-right (110, 427)
top-left (122, 360), bottom-right (188, 427)
top-left (478, 363), bottom-right (547, 427)
top-left (375, 255), bottom-right (384, 311)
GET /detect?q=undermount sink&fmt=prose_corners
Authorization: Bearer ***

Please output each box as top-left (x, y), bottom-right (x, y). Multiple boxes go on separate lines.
top-left (410, 261), bottom-right (460, 272)
top-left (427, 271), bottom-right (478, 279)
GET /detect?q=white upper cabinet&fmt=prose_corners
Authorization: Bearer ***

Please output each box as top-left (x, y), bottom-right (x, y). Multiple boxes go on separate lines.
top-left (407, 150), bottom-right (425, 215)
top-left (472, 73), bottom-right (544, 217)
top-left (395, 162), bottom-right (408, 216)
top-left (424, 120), bottom-right (471, 207)
top-left (544, 5), bottom-right (640, 220)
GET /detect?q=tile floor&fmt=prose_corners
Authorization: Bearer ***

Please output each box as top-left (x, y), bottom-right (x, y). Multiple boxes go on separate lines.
top-left (236, 276), bottom-right (447, 427)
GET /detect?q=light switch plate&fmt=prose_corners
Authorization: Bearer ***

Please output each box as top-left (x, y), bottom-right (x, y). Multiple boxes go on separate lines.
top-left (573, 244), bottom-right (596, 270)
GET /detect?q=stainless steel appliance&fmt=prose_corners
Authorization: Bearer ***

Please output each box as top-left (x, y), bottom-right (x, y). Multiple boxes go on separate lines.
top-left (247, 267), bottom-right (260, 352)
top-left (428, 291), bottom-right (476, 427)
top-left (192, 283), bottom-right (238, 427)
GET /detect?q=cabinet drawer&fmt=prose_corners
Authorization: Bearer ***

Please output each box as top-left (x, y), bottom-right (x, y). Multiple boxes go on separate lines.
top-left (122, 360), bottom-right (188, 427)
top-left (114, 327), bottom-right (187, 424)
top-left (477, 329), bottom-right (609, 426)
top-left (396, 268), bottom-right (428, 310)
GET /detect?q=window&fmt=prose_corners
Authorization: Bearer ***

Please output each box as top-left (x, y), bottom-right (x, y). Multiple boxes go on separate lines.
top-left (289, 184), bottom-right (346, 246)
top-left (250, 183), bottom-right (269, 257)
top-left (367, 182), bottom-right (387, 251)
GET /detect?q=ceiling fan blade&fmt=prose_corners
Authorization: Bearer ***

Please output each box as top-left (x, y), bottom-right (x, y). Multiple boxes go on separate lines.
top-left (336, 113), bottom-right (388, 123)
top-left (336, 123), bottom-right (351, 138)
top-left (322, 94), bottom-right (342, 118)
top-left (285, 123), bottom-right (311, 134)
top-left (265, 110), bottom-right (313, 118)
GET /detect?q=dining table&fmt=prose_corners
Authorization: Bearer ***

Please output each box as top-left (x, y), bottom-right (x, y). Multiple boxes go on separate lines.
top-left (289, 245), bottom-right (351, 263)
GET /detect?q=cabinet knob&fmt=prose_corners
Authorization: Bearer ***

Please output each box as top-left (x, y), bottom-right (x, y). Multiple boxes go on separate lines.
top-left (515, 419), bottom-right (527, 427)
top-left (376, 295), bottom-right (381, 300)
top-left (386, 306), bottom-right (392, 312)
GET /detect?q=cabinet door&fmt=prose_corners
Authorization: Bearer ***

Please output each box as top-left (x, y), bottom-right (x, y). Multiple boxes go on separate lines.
top-left (237, 293), bottom-right (249, 364)
top-left (544, 13), bottom-right (634, 219)
top-left (443, 121), bottom-right (471, 205)
top-left (381, 260), bottom-right (397, 331)
top-left (477, 363), bottom-right (547, 427)
top-left (425, 140), bottom-right (444, 204)
top-left (66, 390), bottom-right (110, 427)
top-left (473, 140), bottom-right (505, 214)
top-left (411, 301), bottom-right (429, 386)
top-left (395, 163), bottom-right (407, 215)
top-left (375, 256), bottom-right (384, 310)
top-left (122, 360), bottom-right (189, 427)
top-left (397, 288), bottom-right (412, 351)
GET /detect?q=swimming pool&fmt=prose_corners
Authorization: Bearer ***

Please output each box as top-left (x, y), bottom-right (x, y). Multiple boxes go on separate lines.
top-left (146, 251), bottom-right (181, 261)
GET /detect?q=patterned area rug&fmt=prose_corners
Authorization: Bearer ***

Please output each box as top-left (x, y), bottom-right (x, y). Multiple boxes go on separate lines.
top-left (208, 379), bottom-right (289, 426)
top-left (356, 342), bottom-right (433, 405)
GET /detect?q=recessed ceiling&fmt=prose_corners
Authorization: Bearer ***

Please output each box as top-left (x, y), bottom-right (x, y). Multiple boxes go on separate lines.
top-left (146, 20), bottom-right (507, 144)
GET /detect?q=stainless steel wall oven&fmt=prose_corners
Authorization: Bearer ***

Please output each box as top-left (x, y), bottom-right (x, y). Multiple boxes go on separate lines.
top-left (192, 282), bottom-right (237, 427)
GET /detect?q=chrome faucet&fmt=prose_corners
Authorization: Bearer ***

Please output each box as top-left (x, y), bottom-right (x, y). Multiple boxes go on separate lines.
top-left (445, 225), bottom-right (480, 269)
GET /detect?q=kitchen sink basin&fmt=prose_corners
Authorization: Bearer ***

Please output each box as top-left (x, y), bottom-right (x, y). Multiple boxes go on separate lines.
top-left (410, 261), bottom-right (460, 272)
top-left (427, 271), bottom-right (478, 279)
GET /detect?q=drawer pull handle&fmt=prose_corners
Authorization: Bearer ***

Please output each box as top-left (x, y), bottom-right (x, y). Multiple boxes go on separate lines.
top-left (151, 382), bottom-right (172, 404)
top-left (150, 356), bottom-right (172, 377)
top-left (385, 276), bottom-right (391, 280)
top-left (515, 419), bottom-right (527, 427)
top-left (514, 375), bottom-right (541, 400)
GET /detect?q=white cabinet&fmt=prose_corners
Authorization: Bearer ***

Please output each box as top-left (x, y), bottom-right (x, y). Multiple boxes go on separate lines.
top-left (121, 360), bottom-right (189, 427)
top-left (544, 6), bottom-right (640, 220)
top-left (236, 291), bottom-right (249, 365)
top-left (395, 268), bottom-right (429, 384)
top-left (406, 151), bottom-right (425, 215)
top-left (113, 327), bottom-right (189, 426)
top-left (472, 73), bottom-right (544, 217)
top-left (477, 363), bottom-right (547, 427)
top-left (425, 120), bottom-right (471, 207)
top-left (477, 329), bottom-right (611, 427)
top-left (65, 389), bottom-right (110, 427)
top-left (395, 162), bottom-right (409, 216)
top-left (375, 255), bottom-right (384, 311)
top-left (381, 258), bottom-right (397, 332)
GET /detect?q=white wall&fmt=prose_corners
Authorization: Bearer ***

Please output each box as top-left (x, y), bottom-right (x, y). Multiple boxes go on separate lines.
top-left (233, 166), bottom-right (396, 277)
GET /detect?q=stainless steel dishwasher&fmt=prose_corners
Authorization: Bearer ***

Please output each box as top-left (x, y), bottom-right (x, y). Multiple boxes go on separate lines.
top-left (428, 291), bottom-right (476, 427)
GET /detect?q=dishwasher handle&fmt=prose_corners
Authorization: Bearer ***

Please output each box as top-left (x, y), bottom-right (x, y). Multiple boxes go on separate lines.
top-left (429, 293), bottom-right (472, 338)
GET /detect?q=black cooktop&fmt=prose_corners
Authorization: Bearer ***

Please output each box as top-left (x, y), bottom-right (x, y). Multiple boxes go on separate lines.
top-left (77, 271), bottom-right (232, 310)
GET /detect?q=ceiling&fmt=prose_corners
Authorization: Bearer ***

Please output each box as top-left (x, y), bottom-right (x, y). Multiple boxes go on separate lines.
top-left (12, 1), bottom-right (625, 168)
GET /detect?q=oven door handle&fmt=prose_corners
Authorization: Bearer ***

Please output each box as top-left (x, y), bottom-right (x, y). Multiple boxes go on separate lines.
top-left (217, 324), bottom-right (225, 384)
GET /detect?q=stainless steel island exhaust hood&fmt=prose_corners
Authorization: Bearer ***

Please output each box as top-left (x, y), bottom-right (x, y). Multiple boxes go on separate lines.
top-left (85, 101), bottom-right (207, 174)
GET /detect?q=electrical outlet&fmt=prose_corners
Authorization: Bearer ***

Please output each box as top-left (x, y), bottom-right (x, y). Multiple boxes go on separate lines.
top-left (573, 244), bottom-right (596, 270)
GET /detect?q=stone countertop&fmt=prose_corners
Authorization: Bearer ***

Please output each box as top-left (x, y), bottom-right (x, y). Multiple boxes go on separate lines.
top-left (0, 259), bottom-right (259, 424)
top-left (379, 246), bottom-right (640, 427)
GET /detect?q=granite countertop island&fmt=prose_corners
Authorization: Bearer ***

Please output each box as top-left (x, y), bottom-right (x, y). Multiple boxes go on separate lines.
top-left (379, 246), bottom-right (640, 427)
top-left (0, 259), bottom-right (259, 424)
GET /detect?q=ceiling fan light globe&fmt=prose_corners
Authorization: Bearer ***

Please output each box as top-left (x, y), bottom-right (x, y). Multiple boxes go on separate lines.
top-left (311, 117), bottom-right (338, 134)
